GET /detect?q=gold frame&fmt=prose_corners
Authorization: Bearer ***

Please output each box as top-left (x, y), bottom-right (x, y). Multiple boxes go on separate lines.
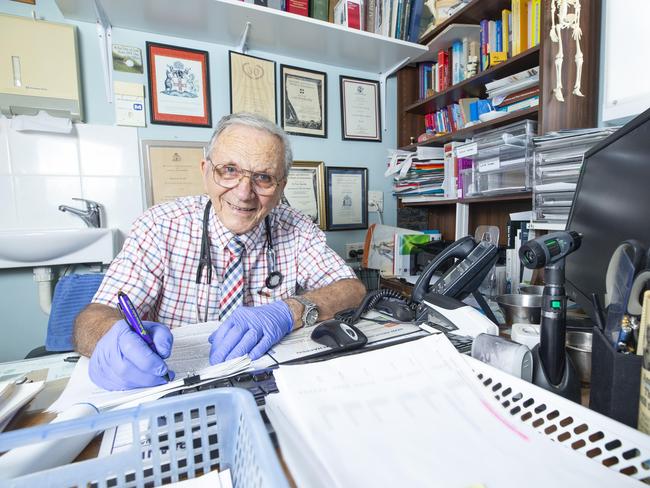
top-left (141, 140), bottom-right (207, 207)
top-left (284, 161), bottom-right (327, 230)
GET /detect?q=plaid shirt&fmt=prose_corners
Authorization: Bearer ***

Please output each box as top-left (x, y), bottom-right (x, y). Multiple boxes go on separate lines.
top-left (93, 195), bottom-right (356, 326)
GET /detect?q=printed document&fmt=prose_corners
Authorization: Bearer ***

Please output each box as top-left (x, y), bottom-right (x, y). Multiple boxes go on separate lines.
top-left (48, 322), bottom-right (250, 412)
top-left (266, 334), bottom-right (638, 488)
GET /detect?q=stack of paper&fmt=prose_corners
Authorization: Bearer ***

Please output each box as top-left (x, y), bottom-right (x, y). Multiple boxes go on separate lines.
top-left (0, 379), bottom-right (44, 431)
top-left (266, 335), bottom-right (635, 487)
top-left (532, 127), bottom-right (618, 227)
top-left (48, 322), bottom-right (251, 413)
top-left (386, 147), bottom-right (448, 202)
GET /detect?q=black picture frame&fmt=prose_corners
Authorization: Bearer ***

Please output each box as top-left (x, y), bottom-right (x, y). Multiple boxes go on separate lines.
top-left (146, 41), bottom-right (212, 127)
top-left (326, 166), bottom-right (368, 231)
top-left (280, 64), bottom-right (327, 138)
top-left (339, 75), bottom-right (382, 142)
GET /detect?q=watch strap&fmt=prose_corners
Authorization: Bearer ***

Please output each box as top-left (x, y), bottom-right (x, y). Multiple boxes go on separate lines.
top-left (291, 295), bottom-right (319, 327)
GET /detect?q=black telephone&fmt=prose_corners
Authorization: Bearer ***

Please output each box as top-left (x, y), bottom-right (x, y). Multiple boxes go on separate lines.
top-left (337, 237), bottom-right (499, 325)
top-left (411, 236), bottom-right (499, 323)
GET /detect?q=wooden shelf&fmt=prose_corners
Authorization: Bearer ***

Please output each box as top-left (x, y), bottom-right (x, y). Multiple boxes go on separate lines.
top-left (405, 46), bottom-right (540, 115)
top-left (399, 198), bottom-right (458, 207)
top-left (55, 0), bottom-right (427, 73)
top-left (400, 106), bottom-right (539, 150)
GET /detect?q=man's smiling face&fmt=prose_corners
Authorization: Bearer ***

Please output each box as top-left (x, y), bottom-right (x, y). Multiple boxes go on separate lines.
top-left (202, 124), bottom-right (286, 235)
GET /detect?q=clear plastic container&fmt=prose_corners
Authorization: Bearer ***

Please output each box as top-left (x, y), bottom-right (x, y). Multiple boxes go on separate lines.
top-left (457, 119), bottom-right (537, 197)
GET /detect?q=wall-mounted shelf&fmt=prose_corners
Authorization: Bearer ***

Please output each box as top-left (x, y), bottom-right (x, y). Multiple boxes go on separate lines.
top-left (55, 0), bottom-right (427, 73)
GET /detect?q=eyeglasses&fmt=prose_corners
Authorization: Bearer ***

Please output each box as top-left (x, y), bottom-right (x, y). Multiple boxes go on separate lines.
top-left (208, 160), bottom-right (283, 195)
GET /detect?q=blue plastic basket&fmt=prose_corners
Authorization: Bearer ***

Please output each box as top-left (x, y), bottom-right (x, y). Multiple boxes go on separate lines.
top-left (0, 388), bottom-right (289, 488)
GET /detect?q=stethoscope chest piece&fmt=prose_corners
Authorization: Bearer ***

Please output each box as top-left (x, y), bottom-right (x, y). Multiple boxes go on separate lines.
top-left (266, 271), bottom-right (283, 289)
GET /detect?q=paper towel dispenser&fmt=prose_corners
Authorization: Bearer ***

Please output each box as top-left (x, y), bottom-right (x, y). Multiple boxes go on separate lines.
top-left (0, 14), bottom-right (83, 121)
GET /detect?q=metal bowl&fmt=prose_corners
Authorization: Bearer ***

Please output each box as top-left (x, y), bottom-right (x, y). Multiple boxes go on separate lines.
top-left (566, 330), bottom-right (593, 385)
top-left (519, 284), bottom-right (545, 295)
top-left (495, 294), bottom-right (542, 327)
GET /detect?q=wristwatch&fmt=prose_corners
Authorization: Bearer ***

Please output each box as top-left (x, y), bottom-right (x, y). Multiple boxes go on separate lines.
top-left (291, 295), bottom-right (319, 327)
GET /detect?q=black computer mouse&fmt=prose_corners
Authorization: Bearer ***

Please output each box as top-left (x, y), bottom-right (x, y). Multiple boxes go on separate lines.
top-left (310, 319), bottom-right (368, 350)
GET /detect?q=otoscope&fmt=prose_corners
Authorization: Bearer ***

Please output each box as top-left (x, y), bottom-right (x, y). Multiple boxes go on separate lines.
top-left (519, 230), bottom-right (582, 402)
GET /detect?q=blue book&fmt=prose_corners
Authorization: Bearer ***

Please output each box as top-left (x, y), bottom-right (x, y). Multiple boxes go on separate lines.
top-left (406, 0), bottom-right (424, 42)
top-left (496, 20), bottom-right (503, 52)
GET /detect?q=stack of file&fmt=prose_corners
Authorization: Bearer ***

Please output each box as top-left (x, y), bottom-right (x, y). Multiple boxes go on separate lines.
top-left (386, 146), bottom-right (451, 203)
top-left (532, 127), bottom-right (618, 228)
top-left (265, 334), bottom-right (632, 487)
top-left (487, 67), bottom-right (540, 114)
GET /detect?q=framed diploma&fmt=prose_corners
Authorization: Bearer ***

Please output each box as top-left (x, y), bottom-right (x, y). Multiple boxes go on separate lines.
top-left (283, 161), bottom-right (326, 230)
top-left (146, 42), bottom-right (212, 127)
top-left (326, 166), bottom-right (368, 231)
top-left (280, 64), bottom-right (327, 138)
top-left (340, 75), bottom-right (381, 141)
top-left (229, 51), bottom-right (277, 122)
top-left (142, 140), bottom-right (207, 207)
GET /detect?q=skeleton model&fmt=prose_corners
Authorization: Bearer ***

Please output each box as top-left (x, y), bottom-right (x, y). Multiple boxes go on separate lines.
top-left (550, 0), bottom-right (584, 102)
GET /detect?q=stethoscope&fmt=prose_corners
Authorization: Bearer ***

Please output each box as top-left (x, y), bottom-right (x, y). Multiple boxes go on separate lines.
top-left (194, 200), bottom-right (283, 321)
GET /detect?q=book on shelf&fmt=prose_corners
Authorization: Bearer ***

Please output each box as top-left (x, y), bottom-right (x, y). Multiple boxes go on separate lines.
top-left (493, 85), bottom-right (540, 107)
top-left (511, 0), bottom-right (528, 56)
top-left (286, 0), bottom-right (309, 16)
top-left (495, 95), bottom-right (539, 113)
top-left (309, 0), bottom-right (329, 21)
top-left (502, 9), bottom-right (512, 57)
top-left (406, 0), bottom-right (424, 42)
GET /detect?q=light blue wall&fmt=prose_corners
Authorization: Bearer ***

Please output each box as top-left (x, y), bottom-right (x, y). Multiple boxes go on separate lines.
top-left (0, 1), bottom-right (397, 361)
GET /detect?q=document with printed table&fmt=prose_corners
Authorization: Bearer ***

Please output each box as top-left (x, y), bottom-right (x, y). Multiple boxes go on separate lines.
top-left (266, 334), bottom-right (638, 488)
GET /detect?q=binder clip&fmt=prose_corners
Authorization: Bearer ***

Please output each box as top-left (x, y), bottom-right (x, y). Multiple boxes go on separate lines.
top-left (183, 373), bottom-right (201, 387)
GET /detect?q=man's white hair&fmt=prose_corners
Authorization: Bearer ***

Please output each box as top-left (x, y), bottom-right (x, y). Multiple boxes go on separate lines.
top-left (206, 112), bottom-right (293, 177)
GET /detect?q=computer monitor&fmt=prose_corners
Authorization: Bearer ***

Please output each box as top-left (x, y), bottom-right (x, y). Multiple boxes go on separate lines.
top-left (565, 106), bottom-right (650, 320)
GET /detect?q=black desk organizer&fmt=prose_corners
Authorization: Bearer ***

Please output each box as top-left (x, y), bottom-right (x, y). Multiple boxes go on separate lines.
top-left (589, 326), bottom-right (643, 428)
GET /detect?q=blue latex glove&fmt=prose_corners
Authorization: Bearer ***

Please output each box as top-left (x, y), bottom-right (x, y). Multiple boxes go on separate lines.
top-left (89, 319), bottom-right (175, 391)
top-left (209, 301), bottom-right (293, 364)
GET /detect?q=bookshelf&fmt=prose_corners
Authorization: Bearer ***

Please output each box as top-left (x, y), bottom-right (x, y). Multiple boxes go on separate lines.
top-left (396, 0), bottom-right (601, 246)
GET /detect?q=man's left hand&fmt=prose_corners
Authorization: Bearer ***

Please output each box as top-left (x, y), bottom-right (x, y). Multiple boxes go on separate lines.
top-left (209, 301), bottom-right (293, 364)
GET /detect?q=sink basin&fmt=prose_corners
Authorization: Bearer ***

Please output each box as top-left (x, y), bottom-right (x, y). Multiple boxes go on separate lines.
top-left (0, 228), bottom-right (119, 269)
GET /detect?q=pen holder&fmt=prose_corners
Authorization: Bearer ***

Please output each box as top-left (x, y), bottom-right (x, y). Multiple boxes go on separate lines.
top-left (589, 326), bottom-right (642, 427)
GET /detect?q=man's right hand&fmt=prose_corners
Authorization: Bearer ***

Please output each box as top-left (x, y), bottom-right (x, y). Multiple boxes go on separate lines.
top-left (88, 320), bottom-right (175, 391)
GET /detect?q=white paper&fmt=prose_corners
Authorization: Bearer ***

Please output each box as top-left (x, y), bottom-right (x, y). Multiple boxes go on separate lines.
top-left (0, 353), bottom-right (78, 383)
top-left (9, 110), bottom-right (72, 133)
top-left (114, 81), bottom-right (146, 127)
top-left (48, 322), bottom-right (250, 413)
top-left (266, 335), bottom-right (637, 487)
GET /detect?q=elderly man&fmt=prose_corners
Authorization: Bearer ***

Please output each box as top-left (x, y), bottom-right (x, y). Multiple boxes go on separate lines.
top-left (75, 113), bottom-right (366, 390)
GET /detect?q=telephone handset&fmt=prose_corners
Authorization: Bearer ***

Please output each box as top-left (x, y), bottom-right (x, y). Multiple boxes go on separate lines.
top-left (411, 236), bottom-right (499, 324)
top-left (411, 236), bottom-right (477, 303)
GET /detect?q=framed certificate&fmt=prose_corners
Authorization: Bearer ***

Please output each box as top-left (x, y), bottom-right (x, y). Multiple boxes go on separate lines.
top-left (340, 75), bottom-right (381, 141)
top-left (283, 161), bottom-right (326, 230)
top-left (326, 166), bottom-right (368, 231)
top-left (280, 64), bottom-right (327, 138)
top-left (141, 140), bottom-right (207, 206)
top-left (229, 51), bottom-right (276, 122)
top-left (146, 42), bottom-right (212, 127)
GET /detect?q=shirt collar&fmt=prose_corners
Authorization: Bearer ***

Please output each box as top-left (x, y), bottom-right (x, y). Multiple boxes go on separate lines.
top-left (206, 199), bottom-right (268, 253)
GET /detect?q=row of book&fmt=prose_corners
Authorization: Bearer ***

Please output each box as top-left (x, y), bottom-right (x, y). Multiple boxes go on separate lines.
top-left (416, 0), bottom-right (541, 101)
top-left (422, 66), bottom-right (539, 136)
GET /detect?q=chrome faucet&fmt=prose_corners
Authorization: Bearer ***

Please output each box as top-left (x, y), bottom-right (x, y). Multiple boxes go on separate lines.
top-left (58, 198), bottom-right (102, 228)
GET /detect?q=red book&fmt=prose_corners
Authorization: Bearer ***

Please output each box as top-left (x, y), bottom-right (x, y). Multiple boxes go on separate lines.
top-left (347, 1), bottom-right (361, 30)
top-left (286, 0), bottom-right (309, 16)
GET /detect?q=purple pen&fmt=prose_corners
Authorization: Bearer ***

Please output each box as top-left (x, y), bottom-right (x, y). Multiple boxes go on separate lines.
top-left (117, 291), bottom-right (171, 382)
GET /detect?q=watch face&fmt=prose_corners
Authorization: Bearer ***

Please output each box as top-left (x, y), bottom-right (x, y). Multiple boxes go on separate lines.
top-left (305, 308), bottom-right (319, 325)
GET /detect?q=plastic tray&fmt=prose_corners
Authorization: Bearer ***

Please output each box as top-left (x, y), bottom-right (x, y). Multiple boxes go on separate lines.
top-left (0, 388), bottom-right (289, 488)
top-left (467, 356), bottom-right (650, 483)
